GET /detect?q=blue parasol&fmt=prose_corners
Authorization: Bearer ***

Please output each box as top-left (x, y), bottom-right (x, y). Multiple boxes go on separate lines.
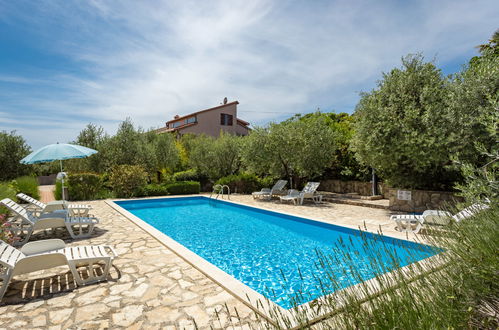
top-left (20, 143), bottom-right (98, 200)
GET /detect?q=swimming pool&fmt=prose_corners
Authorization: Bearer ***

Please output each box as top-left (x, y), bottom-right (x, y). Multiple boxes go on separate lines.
top-left (115, 197), bottom-right (438, 309)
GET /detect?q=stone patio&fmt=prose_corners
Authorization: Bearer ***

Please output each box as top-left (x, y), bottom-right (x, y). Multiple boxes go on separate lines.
top-left (0, 194), bottom-right (414, 329)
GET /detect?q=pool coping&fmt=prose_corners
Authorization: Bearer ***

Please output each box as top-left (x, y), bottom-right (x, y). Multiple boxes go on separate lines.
top-left (107, 195), bottom-right (444, 328)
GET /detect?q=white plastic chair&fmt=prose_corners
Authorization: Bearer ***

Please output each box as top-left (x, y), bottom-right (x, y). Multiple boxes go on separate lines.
top-left (1, 198), bottom-right (99, 245)
top-left (0, 239), bottom-right (117, 300)
top-left (252, 180), bottom-right (288, 200)
top-left (16, 193), bottom-right (92, 217)
top-left (391, 202), bottom-right (490, 233)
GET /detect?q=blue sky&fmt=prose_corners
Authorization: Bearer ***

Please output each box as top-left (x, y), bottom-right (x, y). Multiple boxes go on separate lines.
top-left (1, 0), bottom-right (498, 149)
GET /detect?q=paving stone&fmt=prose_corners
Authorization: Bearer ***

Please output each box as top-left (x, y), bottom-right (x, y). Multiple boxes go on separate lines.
top-left (49, 308), bottom-right (73, 325)
top-left (112, 305), bottom-right (143, 327)
top-left (123, 283), bottom-right (149, 298)
top-left (74, 303), bottom-right (109, 323)
top-left (204, 291), bottom-right (234, 306)
top-left (184, 305), bottom-right (211, 327)
top-left (32, 315), bottom-right (47, 327)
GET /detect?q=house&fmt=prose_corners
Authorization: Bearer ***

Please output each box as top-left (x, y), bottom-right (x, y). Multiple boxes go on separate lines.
top-left (155, 100), bottom-right (250, 137)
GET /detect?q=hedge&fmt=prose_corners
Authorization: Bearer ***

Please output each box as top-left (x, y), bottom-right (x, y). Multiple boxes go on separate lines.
top-left (142, 184), bottom-right (169, 196)
top-left (67, 173), bottom-right (102, 200)
top-left (215, 173), bottom-right (263, 194)
top-left (109, 165), bottom-right (148, 198)
top-left (166, 181), bottom-right (200, 195)
top-left (11, 176), bottom-right (39, 200)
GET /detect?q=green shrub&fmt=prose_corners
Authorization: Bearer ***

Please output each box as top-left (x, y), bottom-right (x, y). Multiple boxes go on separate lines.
top-left (173, 169), bottom-right (203, 182)
top-left (109, 165), bottom-right (148, 198)
top-left (143, 184), bottom-right (169, 196)
top-left (0, 183), bottom-right (17, 215)
top-left (67, 173), bottom-right (102, 201)
top-left (215, 173), bottom-right (262, 194)
top-left (258, 176), bottom-right (276, 189)
top-left (165, 181), bottom-right (200, 195)
top-left (0, 131), bottom-right (31, 181)
top-left (55, 180), bottom-right (63, 200)
top-left (11, 176), bottom-right (40, 200)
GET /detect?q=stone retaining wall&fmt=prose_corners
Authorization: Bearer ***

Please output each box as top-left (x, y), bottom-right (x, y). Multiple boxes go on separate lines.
top-left (387, 188), bottom-right (464, 212)
top-left (320, 179), bottom-right (388, 197)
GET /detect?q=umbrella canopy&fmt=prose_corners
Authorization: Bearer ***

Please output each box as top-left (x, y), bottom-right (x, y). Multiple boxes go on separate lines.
top-left (20, 143), bottom-right (97, 164)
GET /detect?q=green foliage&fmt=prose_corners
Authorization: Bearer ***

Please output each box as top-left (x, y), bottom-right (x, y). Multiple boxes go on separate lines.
top-left (446, 42), bottom-right (498, 168)
top-left (142, 184), bottom-right (169, 196)
top-left (165, 181), bottom-right (200, 195)
top-left (455, 143), bottom-right (498, 204)
top-left (186, 132), bottom-right (242, 180)
top-left (215, 173), bottom-right (263, 194)
top-left (66, 123), bottom-right (109, 173)
top-left (0, 183), bottom-right (17, 215)
top-left (241, 114), bottom-right (338, 183)
top-left (0, 131), bottom-right (31, 181)
top-left (352, 54), bottom-right (454, 189)
top-left (108, 165), bottom-right (148, 198)
top-left (67, 173), bottom-right (102, 201)
top-left (173, 169), bottom-right (204, 182)
top-left (11, 176), bottom-right (40, 200)
top-left (296, 112), bottom-right (370, 180)
top-left (66, 119), bottom-right (179, 176)
top-left (55, 180), bottom-right (62, 200)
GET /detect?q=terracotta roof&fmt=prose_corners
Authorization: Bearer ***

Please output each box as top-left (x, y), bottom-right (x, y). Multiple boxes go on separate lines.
top-left (166, 101), bottom-right (240, 124)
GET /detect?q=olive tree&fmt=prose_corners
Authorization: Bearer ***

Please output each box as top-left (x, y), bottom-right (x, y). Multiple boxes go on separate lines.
top-left (68, 119), bottom-right (179, 176)
top-left (66, 123), bottom-right (109, 173)
top-left (0, 131), bottom-right (31, 181)
top-left (352, 54), bottom-right (453, 189)
top-left (446, 37), bottom-right (499, 166)
top-left (241, 114), bottom-right (338, 185)
top-left (187, 132), bottom-right (242, 180)
top-left (452, 32), bottom-right (499, 202)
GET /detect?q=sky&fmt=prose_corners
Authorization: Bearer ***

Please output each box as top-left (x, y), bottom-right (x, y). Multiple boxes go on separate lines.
top-left (0, 0), bottom-right (498, 149)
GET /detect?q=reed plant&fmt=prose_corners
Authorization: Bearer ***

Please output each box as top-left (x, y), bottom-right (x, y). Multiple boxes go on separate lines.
top-left (256, 204), bottom-right (498, 329)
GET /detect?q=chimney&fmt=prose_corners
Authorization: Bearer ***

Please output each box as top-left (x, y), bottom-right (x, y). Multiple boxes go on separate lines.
top-left (174, 115), bottom-right (180, 119)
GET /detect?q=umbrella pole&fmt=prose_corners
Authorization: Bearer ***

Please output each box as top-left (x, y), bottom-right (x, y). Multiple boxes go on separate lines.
top-left (60, 160), bottom-right (65, 201)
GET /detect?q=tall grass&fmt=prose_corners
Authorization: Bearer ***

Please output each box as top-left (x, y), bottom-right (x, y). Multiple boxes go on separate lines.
top-left (0, 183), bottom-right (17, 215)
top-left (263, 205), bottom-right (498, 329)
top-left (11, 176), bottom-right (40, 200)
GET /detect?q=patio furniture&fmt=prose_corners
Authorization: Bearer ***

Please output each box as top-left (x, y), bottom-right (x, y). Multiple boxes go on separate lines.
top-left (0, 198), bottom-right (99, 245)
top-left (0, 239), bottom-right (118, 300)
top-left (16, 193), bottom-right (92, 217)
top-left (252, 180), bottom-right (287, 200)
top-left (279, 189), bottom-right (302, 205)
top-left (280, 182), bottom-right (323, 205)
top-left (391, 202), bottom-right (490, 233)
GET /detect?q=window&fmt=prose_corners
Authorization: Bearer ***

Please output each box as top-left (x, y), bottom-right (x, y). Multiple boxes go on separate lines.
top-left (171, 121), bottom-right (182, 128)
top-left (220, 113), bottom-right (233, 126)
top-left (186, 116), bottom-right (196, 124)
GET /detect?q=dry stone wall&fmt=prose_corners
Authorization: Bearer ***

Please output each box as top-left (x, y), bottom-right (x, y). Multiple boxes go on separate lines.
top-left (320, 180), bottom-right (388, 197)
top-left (387, 188), bottom-right (464, 212)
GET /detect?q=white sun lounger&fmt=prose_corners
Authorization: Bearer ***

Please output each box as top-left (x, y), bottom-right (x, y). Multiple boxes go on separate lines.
top-left (16, 193), bottom-right (92, 217)
top-left (1, 198), bottom-right (99, 245)
top-left (0, 239), bottom-right (117, 300)
top-left (279, 182), bottom-right (323, 205)
top-left (252, 180), bottom-right (288, 200)
top-left (391, 202), bottom-right (490, 233)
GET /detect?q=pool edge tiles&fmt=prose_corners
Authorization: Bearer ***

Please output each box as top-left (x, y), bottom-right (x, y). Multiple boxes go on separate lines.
top-left (108, 196), bottom-right (442, 327)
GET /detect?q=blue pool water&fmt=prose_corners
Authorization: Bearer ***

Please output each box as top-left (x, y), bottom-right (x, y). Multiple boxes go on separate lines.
top-left (116, 197), bottom-right (438, 309)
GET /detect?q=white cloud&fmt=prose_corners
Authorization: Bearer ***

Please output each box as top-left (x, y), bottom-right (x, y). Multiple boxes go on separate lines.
top-left (0, 0), bottom-right (498, 148)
